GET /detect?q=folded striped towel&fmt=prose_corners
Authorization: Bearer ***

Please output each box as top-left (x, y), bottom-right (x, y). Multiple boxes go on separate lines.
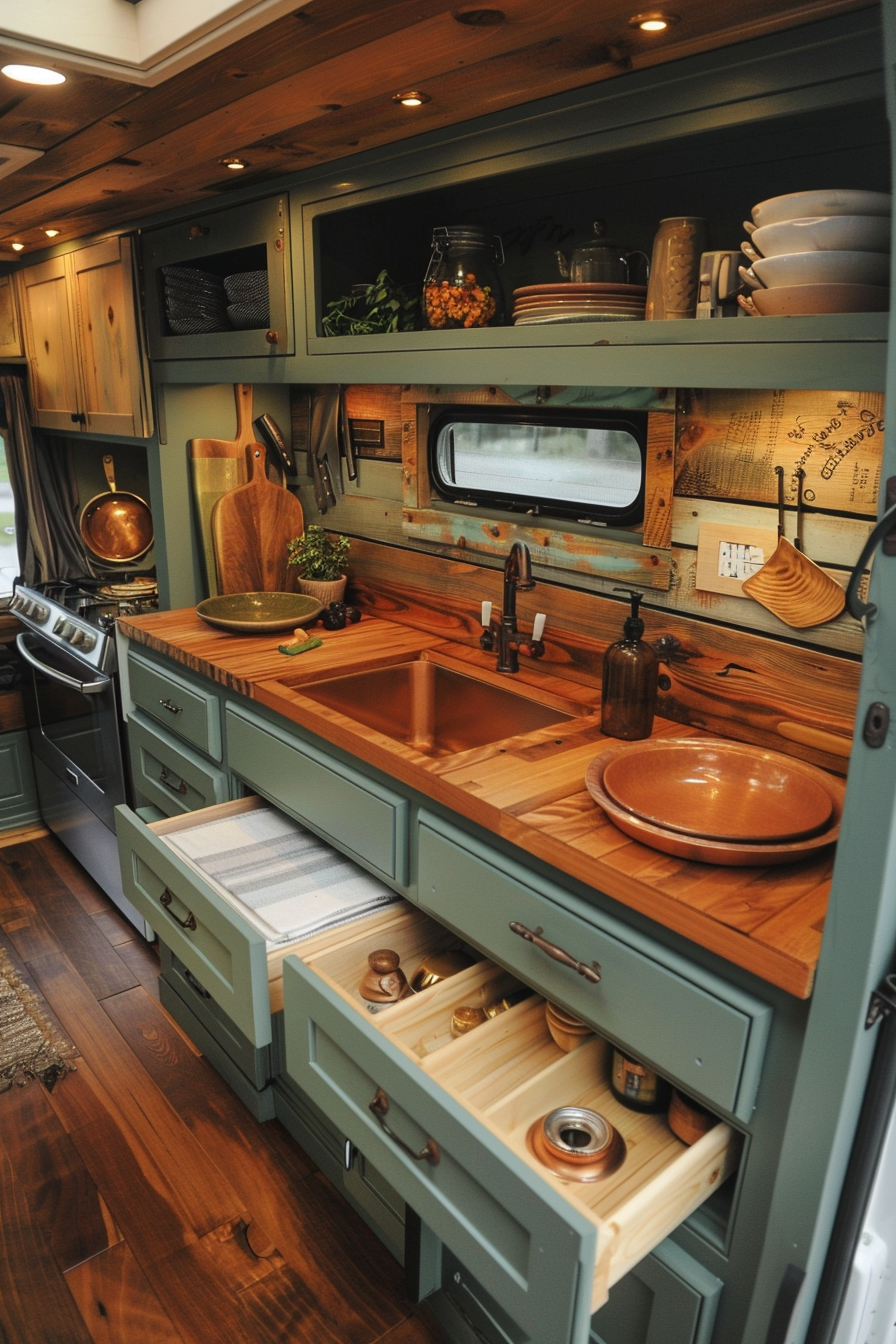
top-left (162, 806), bottom-right (399, 946)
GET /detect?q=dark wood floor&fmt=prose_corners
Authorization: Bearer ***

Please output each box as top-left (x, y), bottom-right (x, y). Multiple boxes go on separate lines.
top-left (0, 830), bottom-right (450, 1344)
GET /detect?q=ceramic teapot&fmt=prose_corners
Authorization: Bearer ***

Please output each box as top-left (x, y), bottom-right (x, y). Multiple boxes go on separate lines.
top-left (556, 220), bottom-right (648, 284)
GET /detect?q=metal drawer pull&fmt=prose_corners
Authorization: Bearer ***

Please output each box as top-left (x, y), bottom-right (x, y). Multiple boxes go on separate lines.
top-left (159, 767), bottom-right (188, 795)
top-left (159, 698), bottom-right (183, 715)
top-left (509, 921), bottom-right (602, 984)
top-left (159, 888), bottom-right (198, 930)
top-left (368, 1088), bottom-right (440, 1166)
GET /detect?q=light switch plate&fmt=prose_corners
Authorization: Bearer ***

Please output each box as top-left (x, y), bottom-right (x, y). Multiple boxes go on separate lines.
top-left (696, 522), bottom-right (779, 597)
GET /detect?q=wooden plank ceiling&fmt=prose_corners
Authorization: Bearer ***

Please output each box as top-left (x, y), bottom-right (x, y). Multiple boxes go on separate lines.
top-left (0, 0), bottom-right (875, 254)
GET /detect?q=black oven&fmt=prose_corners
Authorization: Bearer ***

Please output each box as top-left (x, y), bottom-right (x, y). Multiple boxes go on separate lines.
top-left (12, 580), bottom-right (157, 938)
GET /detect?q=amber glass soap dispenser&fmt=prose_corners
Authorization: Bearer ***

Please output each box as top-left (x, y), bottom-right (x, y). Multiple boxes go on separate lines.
top-left (600, 589), bottom-right (659, 740)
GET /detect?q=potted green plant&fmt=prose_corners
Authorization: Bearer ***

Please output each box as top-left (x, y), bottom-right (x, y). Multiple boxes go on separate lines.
top-left (286, 525), bottom-right (350, 605)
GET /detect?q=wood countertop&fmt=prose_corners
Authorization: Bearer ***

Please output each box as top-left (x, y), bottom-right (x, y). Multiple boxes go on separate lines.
top-left (118, 608), bottom-right (837, 1000)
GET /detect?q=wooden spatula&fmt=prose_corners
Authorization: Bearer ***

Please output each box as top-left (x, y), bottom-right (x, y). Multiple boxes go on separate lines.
top-left (211, 445), bottom-right (305, 595)
top-left (742, 466), bottom-right (845, 628)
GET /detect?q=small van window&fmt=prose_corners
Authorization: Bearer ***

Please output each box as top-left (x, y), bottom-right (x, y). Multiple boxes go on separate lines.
top-left (429, 407), bottom-right (646, 526)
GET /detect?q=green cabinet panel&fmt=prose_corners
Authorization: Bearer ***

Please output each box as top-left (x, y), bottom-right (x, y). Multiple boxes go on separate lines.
top-left (281, 952), bottom-right (597, 1344)
top-left (591, 1241), bottom-right (722, 1344)
top-left (225, 702), bottom-right (410, 887)
top-left (115, 802), bottom-right (273, 1046)
top-left (417, 812), bottom-right (770, 1120)
top-left (0, 729), bottom-right (39, 829)
top-left (127, 711), bottom-right (230, 815)
top-left (440, 1237), bottom-right (723, 1344)
top-left (128, 651), bottom-right (223, 760)
top-left (141, 194), bottom-right (293, 361)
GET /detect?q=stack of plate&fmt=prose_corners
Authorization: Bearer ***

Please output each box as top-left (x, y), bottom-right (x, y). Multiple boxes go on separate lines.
top-left (223, 269), bottom-right (270, 329)
top-left (584, 737), bottom-right (845, 866)
top-left (741, 189), bottom-right (890, 316)
top-left (162, 265), bottom-right (228, 334)
top-left (512, 282), bottom-right (647, 325)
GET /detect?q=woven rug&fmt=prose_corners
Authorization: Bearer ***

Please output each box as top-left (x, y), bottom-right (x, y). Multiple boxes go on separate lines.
top-left (0, 948), bottom-right (78, 1093)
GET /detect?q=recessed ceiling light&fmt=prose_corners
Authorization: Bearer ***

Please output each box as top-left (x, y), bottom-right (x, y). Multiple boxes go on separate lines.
top-left (393, 90), bottom-right (431, 108)
top-left (44, 228), bottom-right (59, 237)
top-left (221, 156), bottom-right (247, 170)
top-left (2, 64), bottom-right (66, 85)
top-left (629, 11), bottom-right (679, 31)
top-left (10, 243), bottom-right (23, 251)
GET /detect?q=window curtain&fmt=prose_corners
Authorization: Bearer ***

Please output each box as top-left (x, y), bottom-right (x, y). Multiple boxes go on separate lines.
top-left (0, 372), bottom-right (99, 586)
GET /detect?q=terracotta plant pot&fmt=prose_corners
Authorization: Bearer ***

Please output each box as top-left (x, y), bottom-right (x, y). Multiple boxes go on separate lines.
top-left (294, 573), bottom-right (347, 606)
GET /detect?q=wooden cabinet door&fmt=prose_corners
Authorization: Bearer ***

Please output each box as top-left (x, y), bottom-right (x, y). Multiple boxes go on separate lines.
top-left (0, 274), bottom-right (23, 358)
top-left (17, 236), bottom-right (153, 437)
top-left (16, 255), bottom-right (83, 431)
top-left (70, 235), bottom-right (152, 437)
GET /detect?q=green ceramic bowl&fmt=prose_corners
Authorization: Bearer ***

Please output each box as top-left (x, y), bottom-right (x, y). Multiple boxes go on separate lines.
top-left (195, 592), bottom-right (324, 633)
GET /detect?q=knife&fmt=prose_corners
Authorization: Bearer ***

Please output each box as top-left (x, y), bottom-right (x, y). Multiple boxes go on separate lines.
top-left (338, 386), bottom-right (357, 482)
top-left (310, 389), bottom-right (340, 510)
top-left (254, 412), bottom-right (296, 476)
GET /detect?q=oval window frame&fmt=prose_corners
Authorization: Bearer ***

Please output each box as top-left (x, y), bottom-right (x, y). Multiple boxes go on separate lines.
top-left (427, 405), bottom-right (647, 527)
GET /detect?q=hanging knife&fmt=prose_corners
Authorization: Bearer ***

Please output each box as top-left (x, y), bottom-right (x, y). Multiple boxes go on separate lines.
top-left (338, 386), bottom-right (357, 482)
top-left (254, 413), bottom-right (296, 476)
top-left (309, 393), bottom-right (331, 512)
top-left (311, 389), bottom-right (339, 510)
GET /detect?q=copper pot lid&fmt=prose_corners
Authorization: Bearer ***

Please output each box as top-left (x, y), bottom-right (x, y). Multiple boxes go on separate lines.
top-left (527, 1106), bottom-right (626, 1181)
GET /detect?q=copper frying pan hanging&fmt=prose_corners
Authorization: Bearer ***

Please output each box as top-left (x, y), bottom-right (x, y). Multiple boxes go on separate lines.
top-left (79, 455), bottom-right (154, 564)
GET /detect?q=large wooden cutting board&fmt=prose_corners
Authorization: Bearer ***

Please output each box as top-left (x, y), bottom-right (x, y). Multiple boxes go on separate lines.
top-left (189, 384), bottom-right (255, 597)
top-left (212, 445), bottom-right (305, 594)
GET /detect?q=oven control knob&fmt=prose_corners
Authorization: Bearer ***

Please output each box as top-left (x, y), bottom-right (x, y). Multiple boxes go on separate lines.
top-left (52, 616), bottom-right (66, 635)
top-left (79, 631), bottom-right (97, 652)
top-left (32, 603), bottom-right (49, 623)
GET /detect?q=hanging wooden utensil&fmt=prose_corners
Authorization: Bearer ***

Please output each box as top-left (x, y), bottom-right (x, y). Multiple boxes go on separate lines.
top-left (742, 466), bottom-right (846, 628)
top-left (211, 445), bottom-right (305, 595)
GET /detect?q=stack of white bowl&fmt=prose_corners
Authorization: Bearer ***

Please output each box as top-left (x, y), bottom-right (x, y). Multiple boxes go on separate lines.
top-left (740, 189), bottom-right (891, 315)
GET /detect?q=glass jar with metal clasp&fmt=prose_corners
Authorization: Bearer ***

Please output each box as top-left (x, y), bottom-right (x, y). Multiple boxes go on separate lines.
top-left (423, 225), bottom-right (505, 329)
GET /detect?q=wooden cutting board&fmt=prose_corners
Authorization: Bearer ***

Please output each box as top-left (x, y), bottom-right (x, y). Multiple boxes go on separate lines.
top-left (212, 445), bottom-right (305, 594)
top-left (189, 384), bottom-right (256, 596)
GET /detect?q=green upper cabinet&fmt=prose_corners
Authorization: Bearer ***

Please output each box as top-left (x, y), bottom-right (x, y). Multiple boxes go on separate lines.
top-left (144, 10), bottom-right (888, 391)
top-left (140, 194), bottom-right (293, 362)
top-left (297, 10), bottom-right (888, 392)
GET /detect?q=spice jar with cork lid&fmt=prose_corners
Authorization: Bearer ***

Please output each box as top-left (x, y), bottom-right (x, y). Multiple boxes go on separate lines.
top-left (423, 226), bottom-right (505, 329)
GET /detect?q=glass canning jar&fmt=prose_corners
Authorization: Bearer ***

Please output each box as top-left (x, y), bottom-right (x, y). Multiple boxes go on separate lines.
top-left (423, 226), bottom-right (505, 329)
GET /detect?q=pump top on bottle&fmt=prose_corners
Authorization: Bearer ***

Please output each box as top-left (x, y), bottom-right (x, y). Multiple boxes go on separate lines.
top-left (600, 589), bottom-right (659, 741)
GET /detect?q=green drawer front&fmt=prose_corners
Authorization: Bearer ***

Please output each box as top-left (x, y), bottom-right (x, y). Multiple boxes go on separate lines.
top-left (160, 944), bottom-right (272, 1089)
top-left (282, 954), bottom-right (597, 1344)
top-left (128, 712), bottom-right (230, 816)
top-left (128, 652), bottom-right (223, 760)
top-left (226, 704), bottom-right (409, 886)
top-left (115, 803), bottom-right (272, 1046)
top-left (417, 813), bottom-right (770, 1120)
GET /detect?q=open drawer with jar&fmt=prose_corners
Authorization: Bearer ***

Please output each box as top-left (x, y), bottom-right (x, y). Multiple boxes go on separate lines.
top-left (280, 901), bottom-right (743, 1344)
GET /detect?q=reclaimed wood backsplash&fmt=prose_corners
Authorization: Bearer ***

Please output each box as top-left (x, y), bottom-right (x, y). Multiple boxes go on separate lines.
top-left (290, 381), bottom-right (878, 750)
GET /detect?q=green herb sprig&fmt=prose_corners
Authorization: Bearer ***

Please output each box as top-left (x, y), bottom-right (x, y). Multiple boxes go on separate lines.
top-left (321, 269), bottom-right (419, 337)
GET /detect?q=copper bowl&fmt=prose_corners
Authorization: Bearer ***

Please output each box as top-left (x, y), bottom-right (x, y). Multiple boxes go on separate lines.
top-left (600, 738), bottom-right (834, 843)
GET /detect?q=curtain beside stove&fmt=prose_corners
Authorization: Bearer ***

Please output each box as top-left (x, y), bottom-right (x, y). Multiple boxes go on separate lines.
top-left (0, 373), bottom-right (99, 586)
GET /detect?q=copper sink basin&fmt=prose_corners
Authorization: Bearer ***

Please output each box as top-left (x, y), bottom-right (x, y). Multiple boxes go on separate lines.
top-left (298, 655), bottom-right (583, 757)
